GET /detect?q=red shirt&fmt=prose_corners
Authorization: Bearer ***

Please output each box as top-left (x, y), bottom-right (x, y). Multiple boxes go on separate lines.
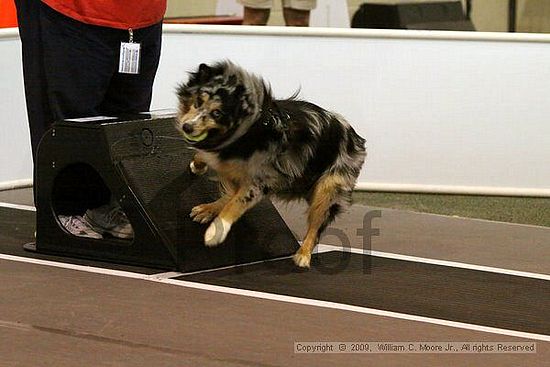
top-left (41, 0), bottom-right (167, 29)
top-left (0, 0), bottom-right (18, 28)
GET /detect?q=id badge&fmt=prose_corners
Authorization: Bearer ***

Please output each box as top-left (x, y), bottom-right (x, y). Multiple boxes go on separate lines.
top-left (119, 28), bottom-right (141, 74)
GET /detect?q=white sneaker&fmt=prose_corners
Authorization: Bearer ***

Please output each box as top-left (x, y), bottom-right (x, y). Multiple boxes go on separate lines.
top-left (58, 215), bottom-right (103, 239)
top-left (83, 202), bottom-right (134, 239)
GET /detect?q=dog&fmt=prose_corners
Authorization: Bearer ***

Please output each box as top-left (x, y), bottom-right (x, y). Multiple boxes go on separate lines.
top-left (175, 60), bottom-right (366, 268)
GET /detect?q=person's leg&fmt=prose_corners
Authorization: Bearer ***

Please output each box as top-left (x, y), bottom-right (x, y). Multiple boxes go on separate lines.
top-left (243, 7), bottom-right (270, 25)
top-left (38, 3), bottom-right (119, 121)
top-left (14, 0), bottom-right (54, 160)
top-left (99, 22), bottom-right (163, 115)
top-left (282, 0), bottom-right (317, 26)
top-left (282, 7), bottom-right (310, 26)
top-left (238, 0), bottom-right (272, 25)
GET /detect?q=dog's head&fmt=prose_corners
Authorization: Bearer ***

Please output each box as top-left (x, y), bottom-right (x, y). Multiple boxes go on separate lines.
top-left (176, 61), bottom-right (262, 150)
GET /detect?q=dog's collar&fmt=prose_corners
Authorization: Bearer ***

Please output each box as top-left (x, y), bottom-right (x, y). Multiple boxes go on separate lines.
top-left (206, 101), bottom-right (289, 153)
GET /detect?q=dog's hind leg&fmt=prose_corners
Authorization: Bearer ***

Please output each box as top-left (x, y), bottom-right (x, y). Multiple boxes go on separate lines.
top-left (293, 175), bottom-right (347, 268)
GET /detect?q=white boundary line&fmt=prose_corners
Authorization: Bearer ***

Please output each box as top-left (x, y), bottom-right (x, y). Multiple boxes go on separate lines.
top-left (1, 252), bottom-right (548, 342)
top-left (316, 245), bottom-right (550, 281)
top-left (0, 253), bottom-right (151, 280)
top-left (355, 182), bottom-right (550, 198)
top-left (180, 254), bottom-right (293, 277)
top-left (146, 271), bottom-right (185, 280)
top-left (436, 214), bottom-right (550, 231)
top-left (0, 178), bottom-right (33, 192)
top-left (0, 202), bottom-right (36, 211)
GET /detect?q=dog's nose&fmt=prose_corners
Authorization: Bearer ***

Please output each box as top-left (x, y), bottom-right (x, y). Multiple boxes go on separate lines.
top-left (182, 123), bottom-right (193, 134)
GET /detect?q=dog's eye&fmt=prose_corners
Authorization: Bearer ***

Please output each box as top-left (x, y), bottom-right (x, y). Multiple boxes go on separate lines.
top-left (211, 109), bottom-right (222, 119)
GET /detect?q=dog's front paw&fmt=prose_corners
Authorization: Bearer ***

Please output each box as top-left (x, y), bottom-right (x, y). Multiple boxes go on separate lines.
top-left (190, 160), bottom-right (208, 175)
top-left (204, 217), bottom-right (232, 247)
top-left (190, 203), bottom-right (219, 224)
top-left (293, 249), bottom-right (311, 268)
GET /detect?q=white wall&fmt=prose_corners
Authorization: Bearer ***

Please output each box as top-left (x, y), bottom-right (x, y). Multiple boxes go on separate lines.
top-left (0, 30), bottom-right (33, 188)
top-left (2, 26), bottom-right (550, 196)
top-left (151, 25), bottom-right (550, 196)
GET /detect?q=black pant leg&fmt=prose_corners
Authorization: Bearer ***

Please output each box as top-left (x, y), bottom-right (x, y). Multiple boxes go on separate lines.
top-left (100, 22), bottom-right (163, 115)
top-left (14, 0), bottom-right (53, 160)
top-left (38, 3), bottom-right (119, 121)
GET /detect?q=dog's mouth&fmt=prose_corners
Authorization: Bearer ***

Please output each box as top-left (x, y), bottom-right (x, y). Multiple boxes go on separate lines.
top-left (178, 121), bottom-right (229, 150)
top-left (182, 129), bottom-right (209, 143)
top-left (180, 127), bottom-right (227, 149)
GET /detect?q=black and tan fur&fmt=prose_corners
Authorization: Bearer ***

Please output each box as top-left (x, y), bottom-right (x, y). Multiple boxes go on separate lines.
top-left (176, 61), bottom-right (366, 268)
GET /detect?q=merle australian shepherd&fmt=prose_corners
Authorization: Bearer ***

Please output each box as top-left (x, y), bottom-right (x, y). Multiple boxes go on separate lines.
top-left (175, 60), bottom-right (366, 268)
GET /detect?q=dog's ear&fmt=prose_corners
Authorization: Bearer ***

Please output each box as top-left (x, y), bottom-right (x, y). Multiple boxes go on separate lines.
top-left (198, 63), bottom-right (212, 83)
